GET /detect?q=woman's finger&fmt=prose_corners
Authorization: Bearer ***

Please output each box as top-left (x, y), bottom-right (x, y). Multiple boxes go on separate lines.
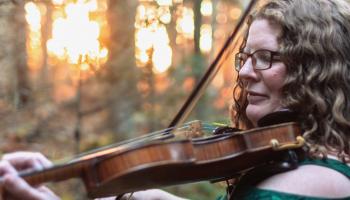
top-left (3, 174), bottom-right (47, 200)
top-left (2, 152), bottom-right (52, 171)
top-left (0, 160), bottom-right (17, 177)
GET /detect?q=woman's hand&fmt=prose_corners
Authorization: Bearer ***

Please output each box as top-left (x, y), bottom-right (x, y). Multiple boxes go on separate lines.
top-left (0, 152), bottom-right (60, 200)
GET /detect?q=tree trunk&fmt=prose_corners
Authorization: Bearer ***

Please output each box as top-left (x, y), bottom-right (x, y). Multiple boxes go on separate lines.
top-left (106, 0), bottom-right (140, 139)
top-left (0, 2), bottom-right (30, 108)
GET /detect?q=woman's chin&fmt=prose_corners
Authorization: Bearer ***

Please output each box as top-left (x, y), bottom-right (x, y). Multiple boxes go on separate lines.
top-left (246, 104), bottom-right (272, 127)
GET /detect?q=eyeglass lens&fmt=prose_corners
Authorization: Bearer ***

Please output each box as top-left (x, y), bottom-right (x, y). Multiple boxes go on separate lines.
top-left (235, 50), bottom-right (274, 71)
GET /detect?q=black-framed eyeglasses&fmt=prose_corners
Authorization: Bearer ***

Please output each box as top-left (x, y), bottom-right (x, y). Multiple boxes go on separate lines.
top-left (234, 49), bottom-right (281, 71)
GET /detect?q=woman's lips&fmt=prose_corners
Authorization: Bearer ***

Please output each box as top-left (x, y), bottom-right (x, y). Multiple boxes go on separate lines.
top-left (247, 92), bottom-right (268, 104)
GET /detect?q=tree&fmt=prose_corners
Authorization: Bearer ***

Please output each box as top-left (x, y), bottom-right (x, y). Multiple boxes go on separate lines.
top-left (106, 0), bottom-right (141, 140)
top-left (0, 1), bottom-right (30, 108)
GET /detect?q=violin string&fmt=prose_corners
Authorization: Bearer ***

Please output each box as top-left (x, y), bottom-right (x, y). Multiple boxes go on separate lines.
top-left (71, 121), bottom-right (223, 160)
top-left (71, 121), bottom-right (229, 161)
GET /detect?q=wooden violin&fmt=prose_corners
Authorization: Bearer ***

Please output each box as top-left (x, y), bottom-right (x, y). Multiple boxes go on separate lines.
top-left (0, 121), bottom-right (304, 198)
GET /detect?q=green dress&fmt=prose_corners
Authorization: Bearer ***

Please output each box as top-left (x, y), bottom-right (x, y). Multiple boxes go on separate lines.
top-left (217, 158), bottom-right (350, 200)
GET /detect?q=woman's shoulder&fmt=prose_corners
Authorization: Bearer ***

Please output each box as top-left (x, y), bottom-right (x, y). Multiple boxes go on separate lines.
top-left (256, 162), bottom-right (350, 198)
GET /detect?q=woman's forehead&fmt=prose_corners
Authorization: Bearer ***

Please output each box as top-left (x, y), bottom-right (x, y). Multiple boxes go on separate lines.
top-left (245, 19), bottom-right (281, 52)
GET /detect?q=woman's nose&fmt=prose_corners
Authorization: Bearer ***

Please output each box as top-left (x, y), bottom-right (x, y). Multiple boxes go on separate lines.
top-left (238, 57), bottom-right (259, 81)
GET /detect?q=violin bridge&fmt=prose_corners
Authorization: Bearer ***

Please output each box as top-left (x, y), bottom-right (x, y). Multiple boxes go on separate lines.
top-left (174, 120), bottom-right (204, 139)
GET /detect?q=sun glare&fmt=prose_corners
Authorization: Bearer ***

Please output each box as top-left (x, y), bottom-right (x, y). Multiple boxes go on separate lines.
top-left (25, 2), bottom-right (41, 31)
top-left (156, 0), bottom-right (172, 6)
top-left (52, 0), bottom-right (64, 5)
top-left (135, 3), bottom-right (172, 74)
top-left (25, 0), bottom-right (234, 76)
top-left (25, 2), bottom-right (43, 70)
top-left (200, 24), bottom-right (212, 53)
top-left (176, 7), bottom-right (194, 39)
top-left (201, 0), bottom-right (213, 16)
top-left (47, 0), bottom-right (108, 68)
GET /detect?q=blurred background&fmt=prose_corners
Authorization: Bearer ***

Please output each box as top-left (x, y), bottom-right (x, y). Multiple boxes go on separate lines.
top-left (0, 0), bottom-right (248, 199)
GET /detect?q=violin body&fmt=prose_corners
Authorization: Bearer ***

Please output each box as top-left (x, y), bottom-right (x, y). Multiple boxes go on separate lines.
top-left (83, 139), bottom-right (196, 197)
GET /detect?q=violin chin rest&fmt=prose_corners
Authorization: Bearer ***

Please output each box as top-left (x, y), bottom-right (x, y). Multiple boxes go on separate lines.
top-left (257, 110), bottom-right (298, 127)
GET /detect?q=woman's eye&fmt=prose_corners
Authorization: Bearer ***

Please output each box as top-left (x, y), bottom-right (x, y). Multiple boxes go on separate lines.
top-left (256, 52), bottom-right (270, 62)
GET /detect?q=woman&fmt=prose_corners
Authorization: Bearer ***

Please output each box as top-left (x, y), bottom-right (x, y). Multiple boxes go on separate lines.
top-left (1, 0), bottom-right (350, 199)
top-left (229, 0), bottom-right (350, 199)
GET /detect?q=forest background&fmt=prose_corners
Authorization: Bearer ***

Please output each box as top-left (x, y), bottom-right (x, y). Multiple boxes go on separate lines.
top-left (0, 0), bottom-right (246, 199)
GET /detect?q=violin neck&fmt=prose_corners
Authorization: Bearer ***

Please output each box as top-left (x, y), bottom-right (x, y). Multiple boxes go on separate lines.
top-left (20, 161), bottom-right (85, 186)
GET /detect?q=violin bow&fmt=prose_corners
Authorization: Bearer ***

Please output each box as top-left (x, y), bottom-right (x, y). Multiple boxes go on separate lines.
top-left (168, 0), bottom-right (258, 129)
